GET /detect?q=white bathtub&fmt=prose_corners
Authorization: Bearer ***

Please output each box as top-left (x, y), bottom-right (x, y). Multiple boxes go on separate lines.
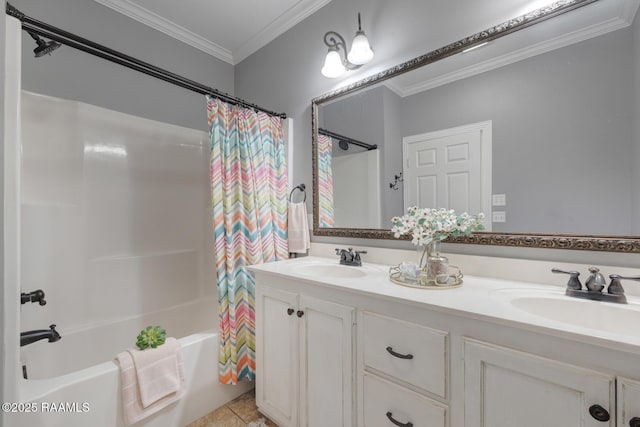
top-left (8, 298), bottom-right (253, 427)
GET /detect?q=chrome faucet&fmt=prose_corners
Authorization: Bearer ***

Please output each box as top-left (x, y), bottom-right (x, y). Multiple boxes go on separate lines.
top-left (552, 267), bottom-right (640, 304)
top-left (335, 247), bottom-right (367, 266)
top-left (20, 324), bottom-right (61, 347)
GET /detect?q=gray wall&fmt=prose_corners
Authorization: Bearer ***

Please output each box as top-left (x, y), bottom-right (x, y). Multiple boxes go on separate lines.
top-left (400, 27), bottom-right (634, 235)
top-left (14, 0), bottom-right (234, 131)
top-left (0, 1), bottom-right (5, 420)
top-left (634, 8), bottom-right (640, 235)
top-left (321, 85), bottom-right (404, 228)
top-left (235, 0), bottom-right (640, 266)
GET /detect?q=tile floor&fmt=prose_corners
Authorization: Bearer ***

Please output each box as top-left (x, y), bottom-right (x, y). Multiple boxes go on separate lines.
top-left (187, 389), bottom-right (278, 427)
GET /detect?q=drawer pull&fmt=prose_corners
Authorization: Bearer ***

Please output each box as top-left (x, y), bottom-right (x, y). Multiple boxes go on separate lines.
top-left (287, 308), bottom-right (294, 316)
top-left (589, 404), bottom-right (610, 422)
top-left (630, 417), bottom-right (640, 427)
top-left (296, 310), bottom-right (304, 318)
top-left (386, 346), bottom-right (414, 360)
top-left (386, 411), bottom-right (413, 427)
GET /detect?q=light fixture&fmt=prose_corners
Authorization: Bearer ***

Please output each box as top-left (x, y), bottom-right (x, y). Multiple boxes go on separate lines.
top-left (321, 13), bottom-right (374, 78)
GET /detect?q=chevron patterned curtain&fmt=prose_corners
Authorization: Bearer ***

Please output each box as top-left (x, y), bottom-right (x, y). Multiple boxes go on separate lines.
top-left (207, 96), bottom-right (288, 384)
top-left (318, 134), bottom-right (334, 227)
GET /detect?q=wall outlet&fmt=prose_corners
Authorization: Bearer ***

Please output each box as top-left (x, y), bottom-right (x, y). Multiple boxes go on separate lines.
top-left (492, 194), bottom-right (506, 206)
top-left (492, 211), bottom-right (506, 223)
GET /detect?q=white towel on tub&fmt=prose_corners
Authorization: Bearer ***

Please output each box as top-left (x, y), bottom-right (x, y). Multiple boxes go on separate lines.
top-left (116, 337), bottom-right (185, 426)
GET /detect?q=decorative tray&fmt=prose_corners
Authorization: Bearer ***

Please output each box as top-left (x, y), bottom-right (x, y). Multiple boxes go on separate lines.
top-left (388, 264), bottom-right (463, 289)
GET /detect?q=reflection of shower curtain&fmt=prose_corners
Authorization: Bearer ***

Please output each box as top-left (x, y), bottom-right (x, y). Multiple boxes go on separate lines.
top-left (207, 96), bottom-right (288, 385)
top-left (318, 134), bottom-right (334, 227)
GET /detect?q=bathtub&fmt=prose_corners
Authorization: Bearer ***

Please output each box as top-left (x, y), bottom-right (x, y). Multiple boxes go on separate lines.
top-left (8, 298), bottom-right (253, 427)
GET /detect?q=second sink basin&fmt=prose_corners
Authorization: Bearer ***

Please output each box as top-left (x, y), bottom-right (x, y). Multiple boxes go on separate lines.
top-left (493, 288), bottom-right (640, 337)
top-left (296, 264), bottom-right (367, 279)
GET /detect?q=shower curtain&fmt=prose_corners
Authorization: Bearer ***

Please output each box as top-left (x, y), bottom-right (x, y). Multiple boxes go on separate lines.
top-left (207, 96), bottom-right (288, 384)
top-left (318, 134), bottom-right (335, 227)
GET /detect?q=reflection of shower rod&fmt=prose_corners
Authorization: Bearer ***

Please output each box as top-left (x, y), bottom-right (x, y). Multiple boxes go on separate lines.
top-left (318, 128), bottom-right (377, 151)
top-left (389, 172), bottom-right (403, 190)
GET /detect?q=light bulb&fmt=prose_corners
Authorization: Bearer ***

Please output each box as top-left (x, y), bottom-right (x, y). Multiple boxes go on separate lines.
top-left (347, 31), bottom-right (373, 65)
top-left (321, 49), bottom-right (346, 78)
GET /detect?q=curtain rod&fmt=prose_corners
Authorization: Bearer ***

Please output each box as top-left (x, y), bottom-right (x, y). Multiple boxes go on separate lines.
top-left (318, 128), bottom-right (377, 151)
top-left (5, 3), bottom-right (287, 119)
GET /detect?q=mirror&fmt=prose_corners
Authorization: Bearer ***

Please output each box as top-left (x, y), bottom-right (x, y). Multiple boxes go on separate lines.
top-left (312, 0), bottom-right (640, 252)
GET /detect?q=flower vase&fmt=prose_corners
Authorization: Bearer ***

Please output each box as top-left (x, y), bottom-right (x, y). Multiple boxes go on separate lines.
top-left (425, 240), bottom-right (449, 284)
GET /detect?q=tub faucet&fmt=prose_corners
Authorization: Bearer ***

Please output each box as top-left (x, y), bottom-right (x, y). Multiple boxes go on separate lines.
top-left (20, 324), bottom-right (61, 347)
top-left (21, 289), bottom-right (46, 306)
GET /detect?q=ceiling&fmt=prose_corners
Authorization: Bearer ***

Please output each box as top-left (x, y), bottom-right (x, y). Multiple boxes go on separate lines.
top-left (92, 0), bottom-right (638, 67)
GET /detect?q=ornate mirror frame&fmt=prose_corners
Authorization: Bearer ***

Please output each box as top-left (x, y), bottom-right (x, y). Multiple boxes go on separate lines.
top-left (312, 0), bottom-right (640, 253)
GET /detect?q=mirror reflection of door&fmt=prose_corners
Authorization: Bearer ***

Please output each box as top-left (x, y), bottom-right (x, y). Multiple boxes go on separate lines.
top-left (403, 121), bottom-right (492, 231)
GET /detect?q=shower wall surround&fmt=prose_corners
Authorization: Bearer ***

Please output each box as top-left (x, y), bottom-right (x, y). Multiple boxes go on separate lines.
top-left (19, 91), bottom-right (214, 373)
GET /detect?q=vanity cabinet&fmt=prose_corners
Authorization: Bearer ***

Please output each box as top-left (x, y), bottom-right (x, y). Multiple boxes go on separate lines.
top-left (255, 284), bottom-right (355, 427)
top-left (618, 378), bottom-right (640, 427)
top-left (464, 338), bottom-right (616, 427)
top-left (360, 312), bottom-right (449, 427)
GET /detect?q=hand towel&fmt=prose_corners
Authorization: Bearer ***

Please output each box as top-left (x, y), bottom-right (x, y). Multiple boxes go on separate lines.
top-left (288, 201), bottom-right (310, 254)
top-left (116, 337), bottom-right (185, 426)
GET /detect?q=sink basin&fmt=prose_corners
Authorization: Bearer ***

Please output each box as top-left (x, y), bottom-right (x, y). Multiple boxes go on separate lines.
top-left (493, 289), bottom-right (640, 336)
top-left (296, 264), bottom-right (367, 279)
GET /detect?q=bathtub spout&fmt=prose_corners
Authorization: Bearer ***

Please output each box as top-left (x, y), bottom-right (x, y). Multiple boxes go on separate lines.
top-left (20, 324), bottom-right (61, 347)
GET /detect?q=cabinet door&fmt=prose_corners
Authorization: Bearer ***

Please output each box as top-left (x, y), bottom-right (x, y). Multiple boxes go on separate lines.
top-left (255, 285), bottom-right (299, 427)
top-left (464, 338), bottom-right (615, 427)
top-left (618, 377), bottom-right (640, 427)
top-left (299, 295), bottom-right (355, 427)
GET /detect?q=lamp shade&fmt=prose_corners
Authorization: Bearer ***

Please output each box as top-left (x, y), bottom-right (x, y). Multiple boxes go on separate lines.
top-left (347, 31), bottom-right (374, 65)
top-left (321, 49), bottom-right (346, 78)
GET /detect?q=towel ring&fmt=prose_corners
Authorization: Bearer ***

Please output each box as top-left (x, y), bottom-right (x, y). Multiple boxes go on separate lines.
top-left (289, 183), bottom-right (306, 203)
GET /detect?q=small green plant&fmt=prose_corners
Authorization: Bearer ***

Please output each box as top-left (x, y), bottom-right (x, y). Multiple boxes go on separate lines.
top-left (136, 326), bottom-right (167, 350)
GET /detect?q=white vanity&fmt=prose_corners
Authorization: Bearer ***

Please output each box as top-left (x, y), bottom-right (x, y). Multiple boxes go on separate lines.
top-left (248, 256), bottom-right (640, 427)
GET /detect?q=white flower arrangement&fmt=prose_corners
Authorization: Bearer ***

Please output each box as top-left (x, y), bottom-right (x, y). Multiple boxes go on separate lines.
top-left (391, 207), bottom-right (485, 246)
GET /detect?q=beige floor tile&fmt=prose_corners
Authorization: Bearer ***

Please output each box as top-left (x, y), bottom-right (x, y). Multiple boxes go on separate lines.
top-left (187, 406), bottom-right (245, 427)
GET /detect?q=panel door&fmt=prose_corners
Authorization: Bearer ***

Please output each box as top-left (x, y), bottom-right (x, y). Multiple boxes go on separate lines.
top-left (464, 338), bottom-right (615, 427)
top-left (618, 377), bottom-right (640, 427)
top-left (403, 122), bottom-right (491, 227)
top-left (255, 285), bottom-right (299, 427)
top-left (299, 295), bottom-right (355, 427)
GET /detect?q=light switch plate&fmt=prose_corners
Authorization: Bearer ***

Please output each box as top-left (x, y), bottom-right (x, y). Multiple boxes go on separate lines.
top-left (492, 211), bottom-right (506, 223)
top-left (492, 194), bottom-right (506, 206)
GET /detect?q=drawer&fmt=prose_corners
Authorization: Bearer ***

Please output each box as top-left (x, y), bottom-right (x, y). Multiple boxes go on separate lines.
top-left (362, 312), bottom-right (448, 398)
top-left (363, 373), bottom-right (447, 427)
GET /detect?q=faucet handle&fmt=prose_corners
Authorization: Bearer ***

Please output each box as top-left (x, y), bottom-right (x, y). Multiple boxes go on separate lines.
top-left (551, 268), bottom-right (582, 290)
top-left (607, 274), bottom-right (640, 296)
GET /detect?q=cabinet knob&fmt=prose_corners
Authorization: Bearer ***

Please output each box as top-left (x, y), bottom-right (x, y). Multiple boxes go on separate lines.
top-left (386, 346), bottom-right (414, 360)
top-left (296, 310), bottom-right (304, 318)
top-left (630, 417), bottom-right (640, 427)
top-left (287, 308), bottom-right (294, 316)
top-left (386, 411), bottom-right (413, 427)
top-left (589, 404), bottom-right (610, 422)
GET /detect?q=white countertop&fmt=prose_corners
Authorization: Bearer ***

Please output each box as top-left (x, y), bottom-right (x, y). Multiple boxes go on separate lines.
top-left (248, 256), bottom-right (640, 354)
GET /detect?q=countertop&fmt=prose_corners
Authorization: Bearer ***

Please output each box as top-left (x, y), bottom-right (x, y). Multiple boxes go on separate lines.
top-left (248, 256), bottom-right (640, 354)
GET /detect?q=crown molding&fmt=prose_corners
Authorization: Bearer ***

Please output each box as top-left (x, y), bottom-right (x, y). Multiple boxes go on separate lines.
top-left (93, 0), bottom-right (234, 63)
top-left (234, 0), bottom-right (332, 64)
top-left (400, 16), bottom-right (630, 97)
top-left (93, 0), bottom-right (331, 65)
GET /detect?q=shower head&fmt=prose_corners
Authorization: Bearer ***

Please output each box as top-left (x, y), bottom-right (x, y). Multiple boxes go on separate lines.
top-left (27, 31), bottom-right (61, 58)
top-left (338, 140), bottom-right (349, 150)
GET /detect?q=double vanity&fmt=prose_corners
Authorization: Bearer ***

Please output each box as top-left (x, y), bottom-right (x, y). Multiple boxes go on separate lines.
top-left (249, 256), bottom-right (640, 427)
